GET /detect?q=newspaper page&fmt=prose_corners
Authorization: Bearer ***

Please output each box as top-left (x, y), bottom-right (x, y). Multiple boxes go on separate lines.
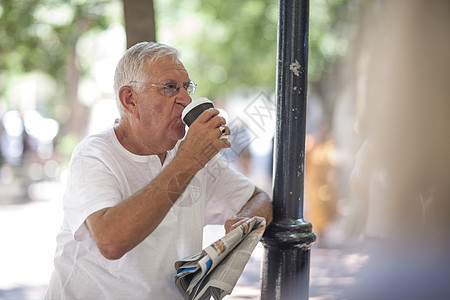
top-left (174, 216), bottom-right (266, 300)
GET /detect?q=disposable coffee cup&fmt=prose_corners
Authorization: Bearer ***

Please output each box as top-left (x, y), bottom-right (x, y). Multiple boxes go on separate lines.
top-left (182, 97), bottom-right (214, 126)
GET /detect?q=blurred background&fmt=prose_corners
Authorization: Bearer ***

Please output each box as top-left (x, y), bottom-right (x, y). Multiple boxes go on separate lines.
top-left (1, 0), bottom-right (449, 299)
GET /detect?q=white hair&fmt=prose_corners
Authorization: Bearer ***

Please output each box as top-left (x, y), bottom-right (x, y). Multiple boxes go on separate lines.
top-left (113, 42), bottom-right (181, 116)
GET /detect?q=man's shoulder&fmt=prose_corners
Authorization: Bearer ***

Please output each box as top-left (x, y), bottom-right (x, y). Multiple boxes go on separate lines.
top-left (73, 128), bottom-right (115, 156)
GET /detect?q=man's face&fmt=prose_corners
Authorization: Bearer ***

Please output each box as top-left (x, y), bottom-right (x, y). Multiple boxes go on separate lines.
top-left (134, 56), bottom-right (192, 152)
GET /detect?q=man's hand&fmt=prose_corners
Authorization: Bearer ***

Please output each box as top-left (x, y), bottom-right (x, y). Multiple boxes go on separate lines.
top-left (177, 108), bottom-right (231, 170)
top-left (224, 217), bottom-right (251, 234)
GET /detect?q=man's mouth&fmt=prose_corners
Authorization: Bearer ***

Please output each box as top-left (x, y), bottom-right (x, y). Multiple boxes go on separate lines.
top-left (173, 115), bottom-right (184, 126)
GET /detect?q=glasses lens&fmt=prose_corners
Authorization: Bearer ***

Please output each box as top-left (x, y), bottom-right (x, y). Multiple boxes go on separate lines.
top-left (186, 81), bottom-right (197, 94)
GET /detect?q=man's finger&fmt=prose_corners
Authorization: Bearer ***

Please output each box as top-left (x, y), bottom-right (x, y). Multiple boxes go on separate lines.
top-left (193, 108), bottom-right (219, 124)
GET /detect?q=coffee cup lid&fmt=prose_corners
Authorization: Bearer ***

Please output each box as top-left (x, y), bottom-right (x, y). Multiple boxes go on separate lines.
top-left (181, 97), bottom-right (214, 121)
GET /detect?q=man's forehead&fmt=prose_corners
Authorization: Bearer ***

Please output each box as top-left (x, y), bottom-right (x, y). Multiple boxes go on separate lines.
top-left (146, 57), bottom-right (189, 78)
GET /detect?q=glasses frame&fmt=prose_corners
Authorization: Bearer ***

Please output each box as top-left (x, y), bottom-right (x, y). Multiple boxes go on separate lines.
top-left (129, 80), bottom-right (197, 97)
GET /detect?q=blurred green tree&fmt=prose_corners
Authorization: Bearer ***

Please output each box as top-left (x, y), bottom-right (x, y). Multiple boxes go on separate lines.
top-left (154, 0), bottom-right (354, 100)
top-left (0, 0), bottom-right (116, 137)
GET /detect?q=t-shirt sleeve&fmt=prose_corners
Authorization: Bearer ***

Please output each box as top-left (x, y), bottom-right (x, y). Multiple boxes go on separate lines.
top-left (63, 152), bottom-right (122, 241)
top-left (203, 155), bottom-right (255, 225)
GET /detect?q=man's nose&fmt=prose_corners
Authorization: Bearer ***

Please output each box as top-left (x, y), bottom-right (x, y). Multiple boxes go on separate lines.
top-left (176, 88), bottom-right (192, 107)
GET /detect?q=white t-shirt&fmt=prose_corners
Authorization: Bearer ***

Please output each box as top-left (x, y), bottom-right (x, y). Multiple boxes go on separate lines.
top-left (46, 126), bottom-right (254, 299)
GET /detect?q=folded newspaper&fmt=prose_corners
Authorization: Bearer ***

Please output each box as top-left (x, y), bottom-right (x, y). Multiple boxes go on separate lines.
top-left (174, 216), bottom-right (266, 300)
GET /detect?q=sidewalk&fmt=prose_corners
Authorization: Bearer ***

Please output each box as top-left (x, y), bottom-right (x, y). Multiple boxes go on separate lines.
top-left (225, 245), bottom-right (366, 300)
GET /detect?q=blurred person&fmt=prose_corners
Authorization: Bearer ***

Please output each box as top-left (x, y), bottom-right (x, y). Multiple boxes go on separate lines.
top-left (304, 134), bottom-right (337, 243)
top-left (45, 42), bottom-right (272, 299)
top-left (346, 0), bottom-right (450, 298)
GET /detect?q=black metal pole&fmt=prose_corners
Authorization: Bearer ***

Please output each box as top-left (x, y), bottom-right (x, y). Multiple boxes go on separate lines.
top-left (261, 1), bottom-right (315, 299)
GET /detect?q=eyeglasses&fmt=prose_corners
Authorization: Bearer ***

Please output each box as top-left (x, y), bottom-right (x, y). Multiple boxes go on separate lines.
top-left (129, 80), bottom-right (197, 97)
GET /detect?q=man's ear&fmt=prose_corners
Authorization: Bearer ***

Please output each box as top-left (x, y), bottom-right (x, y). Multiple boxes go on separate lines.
top-left (118, 86), bottom-right (139, 117)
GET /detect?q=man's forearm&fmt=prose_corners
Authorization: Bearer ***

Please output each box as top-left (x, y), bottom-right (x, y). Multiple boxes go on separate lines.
top-left (86, 154), bottom-right (200, 260)
top-left (225, 187), bottom-right (273, 233)
top-left (236, 187), bottom-right (273, 223)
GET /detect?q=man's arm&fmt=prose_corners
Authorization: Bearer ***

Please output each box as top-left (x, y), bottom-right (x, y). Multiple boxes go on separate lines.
top-left (224, 187), bottom-right (273, 234)
top-left (85, 155), bottom-right (198, 260)
top-left (85, 109), bottom-right (229, 260)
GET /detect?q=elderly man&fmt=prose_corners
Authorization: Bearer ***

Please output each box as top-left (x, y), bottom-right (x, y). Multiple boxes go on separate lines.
top-left (46, 42), bottom-right (272, 299)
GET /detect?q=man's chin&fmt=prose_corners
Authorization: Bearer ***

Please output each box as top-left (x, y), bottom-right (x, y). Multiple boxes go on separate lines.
top-left (171, 126), bottom-right (186, 141)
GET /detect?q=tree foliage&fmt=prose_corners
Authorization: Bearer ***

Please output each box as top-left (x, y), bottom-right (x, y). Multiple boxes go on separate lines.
top-left (154, 0), bottom-right (355, 100)
top-left (0, 0), bottom-right (115, 118)
top-left (1, 0), bottom-right (110, 75)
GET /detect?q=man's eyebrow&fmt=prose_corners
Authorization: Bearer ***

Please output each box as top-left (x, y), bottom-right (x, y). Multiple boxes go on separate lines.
top-left (161, 78), bottom-right (192, 84)
top-left (156, 79), bottom-right (179, 86)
